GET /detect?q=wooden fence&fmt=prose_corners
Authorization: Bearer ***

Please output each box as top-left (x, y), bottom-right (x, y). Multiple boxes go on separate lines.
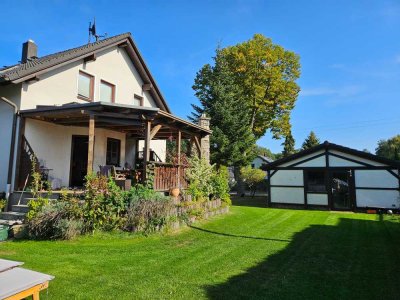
top-left (153, 163), bottom-right (188, 191)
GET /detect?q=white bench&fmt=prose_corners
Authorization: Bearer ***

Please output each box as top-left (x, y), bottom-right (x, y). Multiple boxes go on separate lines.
top-left (0, 259), bottom-right (54, 300)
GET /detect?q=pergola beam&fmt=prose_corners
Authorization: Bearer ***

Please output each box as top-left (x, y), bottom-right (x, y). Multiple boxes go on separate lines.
top-left (150, 124), bottom-right (162, 140)
top-left (87, 114), bottom-right (95, 174)
top-left (193, 135), bottom-right (202, 158)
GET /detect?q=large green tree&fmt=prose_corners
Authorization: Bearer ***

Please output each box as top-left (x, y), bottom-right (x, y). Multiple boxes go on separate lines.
top-left (192, 34), bottom-right (300, 164)
top-left (375, 135), bottom-right (400, 160)
top-left (301, 131), bottom-right (320, 150)
top-left (192, 50), bottom-right (256, 167)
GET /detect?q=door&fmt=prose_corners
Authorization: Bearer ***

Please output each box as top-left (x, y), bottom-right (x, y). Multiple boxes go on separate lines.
top-left (70, 136), bottom-right (88, 187)
top-left (330, 169), bottom-right (354, 210)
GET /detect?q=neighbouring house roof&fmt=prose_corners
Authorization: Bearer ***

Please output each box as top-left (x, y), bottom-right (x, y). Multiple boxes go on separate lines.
top-left (264, 141), bottom-right (400, 169)
top-left (20, 102), bottom-right (211, 139)
top-left (256, 155), bottom-right (274, 164)
top-left (0, 33), bottom-right (171, 113)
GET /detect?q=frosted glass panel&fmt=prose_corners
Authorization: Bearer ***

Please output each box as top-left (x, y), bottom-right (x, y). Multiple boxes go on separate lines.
top-left (78, 73), bottom-right (91, 98)
top-left (270, 187), bottom-right (304, 204)
top-left (100, 82), bottom-right (113, 102)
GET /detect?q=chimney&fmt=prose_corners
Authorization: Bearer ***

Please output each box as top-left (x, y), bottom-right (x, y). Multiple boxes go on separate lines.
top-left (21, 40), bottom-right (38, 63)
top-left (198, 113), bottom-right (211, 164)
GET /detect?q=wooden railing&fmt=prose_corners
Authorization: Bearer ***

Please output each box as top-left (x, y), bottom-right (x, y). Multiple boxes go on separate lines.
top-left (153, 163), bottom-right (188, 191)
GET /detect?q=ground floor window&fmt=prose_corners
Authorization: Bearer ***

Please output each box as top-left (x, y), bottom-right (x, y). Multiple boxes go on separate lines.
top-left (306, 170), bottom-right (326, 192)
top-left (106, 138), bottom-right (121, 166)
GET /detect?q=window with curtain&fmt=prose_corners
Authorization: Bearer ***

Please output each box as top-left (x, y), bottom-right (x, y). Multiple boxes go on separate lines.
top-left (78, 71), bottom-right (94, 100)
top-left (100, 80), bottom-right (115, 102)
top-left (106, 138), bottom-right (121, 166)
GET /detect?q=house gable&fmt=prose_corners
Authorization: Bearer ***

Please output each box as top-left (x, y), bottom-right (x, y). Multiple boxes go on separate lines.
top-left (1, 33), bottom-right (171, 112)
top-left (19, 45), bottom-right (158, 110)
top-left (267, 142), bottom-right (399, 169)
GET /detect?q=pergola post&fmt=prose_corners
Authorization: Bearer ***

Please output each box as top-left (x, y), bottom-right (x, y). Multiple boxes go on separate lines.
top-left (177, 130), bottom-right (182, 187)
top-left (87, 114), bottom-right (95, 174)
top-left (177, 130), bottom-right (182, 164)
top-left (143, 120), bottom-right (152, 181)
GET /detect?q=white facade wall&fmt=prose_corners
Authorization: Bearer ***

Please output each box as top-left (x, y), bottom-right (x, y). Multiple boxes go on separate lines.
top-left (355, 170), bottom-right (398, 188)
top-left (0, 103), bottom-right (14, 193)
top-left (270, 187), bottom-right (304, 204)
top-left (25, 119), bottom-right (126, 187)
top-left (356, 190), bottom-right (399, 208)
top-left (296, 155), bottom-right (326, 167)
top-left (0, 84), bottom-right (22, 192)
top-left (269, 148), bottom-right (399, 209)
top-left (329, 150), bottom-right (385, 167)
top-left (138, 140), bottom-right (167, 162)
top-left (270, 170), bottom-right (303, 186)
top-left (279, 150), bottom-right (325, 167)
top-left (19, 46), bottom-right (157, 110)
top-left (307, 193), bottom-right (328, 205)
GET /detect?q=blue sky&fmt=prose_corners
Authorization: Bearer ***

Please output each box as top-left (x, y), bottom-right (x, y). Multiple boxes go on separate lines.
top-left (1, 0), bottom-right (400, 153)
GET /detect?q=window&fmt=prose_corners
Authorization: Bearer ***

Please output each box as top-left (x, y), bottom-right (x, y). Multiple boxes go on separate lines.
top-left (306, 170), bottom-right (326, 192)
top-left (106, 138), bottom-right (121, 166)
top-left (100, 80), bottom-right (115, 102)
top-left (78, 71), bottom-right (94, 101)
top-left (133, 94), bottom-right (143, 106)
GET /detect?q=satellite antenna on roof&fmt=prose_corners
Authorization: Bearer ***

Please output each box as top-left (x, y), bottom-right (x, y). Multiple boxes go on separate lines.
top-left (88, 18), bottom-right (107, 43)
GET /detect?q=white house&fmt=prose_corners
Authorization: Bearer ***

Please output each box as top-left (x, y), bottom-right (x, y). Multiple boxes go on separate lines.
top-left (251, 155), bottom-right (273, 169)
top-left (265, 141), bottom-right (400, 211)
top-left (0, 33), bottom-right (211, 197)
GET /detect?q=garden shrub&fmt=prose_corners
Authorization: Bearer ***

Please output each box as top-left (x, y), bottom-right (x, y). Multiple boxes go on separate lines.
top-left (240, 166), bottom-right (266, 196)
top-left (124, 198), bottom-right (174, 234)
top-left (26, 160), bottom-right (53, 220)
top-left (186, 156), bottom-right (214, 201)
top-left (186, 156), bottom-right (231, 204)
top-left (0, 199), bottom-right (7, 211)
top-left (27, 201), bottom-right (84, 240)
top-left (83, 173), bottom-right (127, 232)
top-left (211, 166), bottom-right (231, 204)
top-left (26, 197), bottom-right (49, 220)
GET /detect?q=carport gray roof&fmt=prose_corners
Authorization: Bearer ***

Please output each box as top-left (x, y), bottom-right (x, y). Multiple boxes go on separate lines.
top-left (0, 33), bottom-right (171, 112)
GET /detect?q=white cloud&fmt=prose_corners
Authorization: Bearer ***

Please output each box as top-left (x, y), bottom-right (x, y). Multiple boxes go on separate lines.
top-left (300, 85), bottom-right (363, 98)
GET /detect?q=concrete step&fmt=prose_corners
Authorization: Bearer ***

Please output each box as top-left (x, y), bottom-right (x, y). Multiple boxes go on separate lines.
top-left (8, 192), bottom-right (59, 207)
top-left (12, 205), bottom-right (29, 213)
top-left (0, 211), bottom-right (26, 221)
top-left (0, 219), bottom-right (23, 226)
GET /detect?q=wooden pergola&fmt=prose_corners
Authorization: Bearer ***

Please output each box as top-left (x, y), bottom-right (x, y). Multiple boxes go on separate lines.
top-left (16, 102), bottom-right (211, 189)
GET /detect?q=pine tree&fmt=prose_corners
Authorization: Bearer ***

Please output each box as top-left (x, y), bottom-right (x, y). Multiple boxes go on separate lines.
top-left (301, 131), bottom-right (320, 150)
top-left (282, 131), bottom-right (296, 157)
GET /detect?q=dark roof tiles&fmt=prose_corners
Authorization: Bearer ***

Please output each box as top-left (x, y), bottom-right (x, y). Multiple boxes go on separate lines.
top-left (0, 33), bottom-right (131, 82)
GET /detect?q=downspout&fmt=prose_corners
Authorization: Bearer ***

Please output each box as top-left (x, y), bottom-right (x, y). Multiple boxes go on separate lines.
top-left (1, 97), bottom-right (18, 201)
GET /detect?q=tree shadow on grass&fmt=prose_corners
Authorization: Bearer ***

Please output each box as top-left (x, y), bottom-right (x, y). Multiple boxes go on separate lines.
top-left (189, 225), bottom-right (290, 243)
top-left (205, 217), bottom-right (400, 299)
top-left (231, 196), bottom-right (268, 208)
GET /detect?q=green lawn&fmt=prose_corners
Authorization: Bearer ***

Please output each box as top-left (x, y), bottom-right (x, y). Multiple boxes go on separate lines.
top-left (1, 197), bottom-right (400, 299)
